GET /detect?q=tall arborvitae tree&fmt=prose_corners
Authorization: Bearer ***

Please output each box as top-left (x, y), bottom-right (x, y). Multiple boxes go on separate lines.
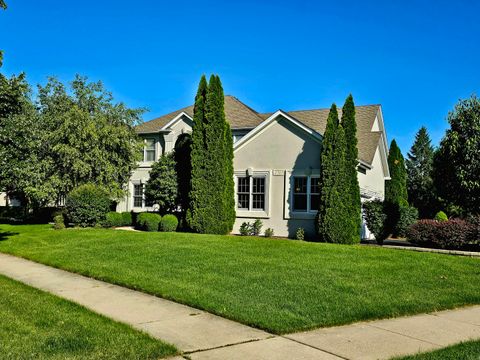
top-left (317, 104), bottom-right (351, 243)
top-left (385, 139), bottom-right (408, 205)
top-left (187, 75), bottom-right (208, 232)
top-left (341, 94), bottom-right (362, 243)
top-left (223, 101), bottom-right (236, 231)
top-left (406, 126), bottom-right (436, 218)
top-left (188, 75), bottom-right (234, 234)
top-left (174, 133), bottom-right (192, 226)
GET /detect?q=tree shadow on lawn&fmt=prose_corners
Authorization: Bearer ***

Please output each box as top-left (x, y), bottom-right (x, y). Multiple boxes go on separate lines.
top-left (0, 228), bottom-right (19, 242)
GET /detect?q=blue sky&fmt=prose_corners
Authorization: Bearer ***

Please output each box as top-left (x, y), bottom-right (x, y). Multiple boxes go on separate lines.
top-left (2, 0), bottom-right (479, 153)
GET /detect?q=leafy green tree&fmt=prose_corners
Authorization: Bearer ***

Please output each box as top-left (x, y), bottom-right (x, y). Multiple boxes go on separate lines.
top-left (0, 75), bottom-right (144, 209)
top-left (406, 126), bottom-right (436, 218)
top-left (341, 94), bottom-right (362, 243)
top-left (317, 104), bottom-right (352, 244)
top-left (385, 139), bottom-right (408, 205)
top-left (145, 152), bottom-right (178, 215)
top-left (0, 72), bottom-right (30, 120)
top-left (37, 75), bottom-right (144, 202)
top-left (433, 95), bottom-right (480, 215)
top-left (188, 75), bottom-right (235, 234)
top-left (0, 73), bottom-right (51, 208)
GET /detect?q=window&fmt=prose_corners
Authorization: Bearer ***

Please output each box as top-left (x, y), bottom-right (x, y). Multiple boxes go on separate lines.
top-left (133, 184), bottom-right (143, 207)
top-left (293, 177), bottom-right (307, 211)
top-left (144, 139), bottom-right (156, 162)
top-left (237, 177), bottom-right (250, 209)
top-left (292, 176), bottom-right (320, 212)
top-left (252, 177), bottom-right (265, 210)
top-left (236, 175), bottom-right (267, 211)
top-left (310, 177), bottom-right (320, 211)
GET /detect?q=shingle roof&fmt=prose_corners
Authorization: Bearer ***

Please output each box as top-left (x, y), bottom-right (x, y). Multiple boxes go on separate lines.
top-left (137, 97), bottom-right (382, 165)
top-left (260, 105), bottom-right (382, 164)
top-left (136, 95), bottom-right (264, 134)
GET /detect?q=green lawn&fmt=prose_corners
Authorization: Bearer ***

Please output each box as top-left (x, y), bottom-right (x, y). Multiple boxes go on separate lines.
top-left (0, 224), bottom-right (479, 334)
top-left (0, 274), bottom-right (177, 359)
top-left (395, 340), bottom-right (480, 359)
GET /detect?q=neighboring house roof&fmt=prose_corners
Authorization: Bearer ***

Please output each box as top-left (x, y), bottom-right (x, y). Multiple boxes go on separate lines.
top-left (136, 95), bottom-right (264, 134)
top-left (136, 96), bottom-right (383, 165)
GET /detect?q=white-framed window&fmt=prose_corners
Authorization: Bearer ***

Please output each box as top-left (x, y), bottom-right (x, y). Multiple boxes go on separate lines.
top-left (132, 183), bottom-right (154, 208)
top-left (236, 175), bottom-right (267, 212)
top-left (292, 176), bottom-right (320, 212)
top-left (133, 184), bottom-right (144, 207)
top-left (143, 138), bottom-right (156, 162)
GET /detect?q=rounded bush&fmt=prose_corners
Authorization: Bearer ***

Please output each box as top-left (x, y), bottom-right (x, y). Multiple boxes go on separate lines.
top-left (160, 214), bottom-right (178, 232)
top-left (137, 213), bottom-right (161, 232)
top-left (104, 212), bottom-right (123, 227)
top-left (53, 214), bottom-right (65, 230)
top-left (295, 228), bottom-right (305, 240)
top-left (66, 184), bottom-right (111, 227)
top-left (434, 211), bottom-right (448, 222)
top-left (121, 212), bottom-right (132, 226)
top-left (264, 228), bottom-right (274, 237)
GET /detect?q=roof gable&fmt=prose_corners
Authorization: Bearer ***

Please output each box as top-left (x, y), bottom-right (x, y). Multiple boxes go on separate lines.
top-left (136, 95), bottom-right (264, 134)
top-left (259, 105), bottom-right (381, 164)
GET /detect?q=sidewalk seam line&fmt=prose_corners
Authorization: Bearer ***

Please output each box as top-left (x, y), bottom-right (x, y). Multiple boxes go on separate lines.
top-left (184, 336), bottom-right (276, 354)
top-left (366, 323), bottom-right (443, 347)
top-left (281, 335), bottom-right (350, 360)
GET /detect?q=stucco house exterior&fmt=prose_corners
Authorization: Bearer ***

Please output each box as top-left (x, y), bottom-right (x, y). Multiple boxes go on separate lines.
top-left (117, 95), bottom-right (390, 238)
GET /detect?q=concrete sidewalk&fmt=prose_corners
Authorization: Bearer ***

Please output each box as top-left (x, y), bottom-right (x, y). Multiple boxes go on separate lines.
top-left (0, 253), bottom-right (479, 359)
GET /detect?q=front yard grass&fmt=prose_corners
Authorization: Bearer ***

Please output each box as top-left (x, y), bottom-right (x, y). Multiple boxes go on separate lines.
top-left (0, 224), bottom-right (479, 334)
top-left (395, 340), bottom-right (480, 359)
top-left (0, 274), bottom-right (177, 359)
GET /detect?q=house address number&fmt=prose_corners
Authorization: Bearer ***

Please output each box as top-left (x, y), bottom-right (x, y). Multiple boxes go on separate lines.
top-left (273, 170), bottom-right (284, 176)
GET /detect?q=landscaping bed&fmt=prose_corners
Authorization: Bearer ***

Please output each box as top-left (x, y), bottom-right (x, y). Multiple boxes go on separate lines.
top-left (0, 274), bottom-right (177, 359)
top-left (0, 224), bottom-right (479, 334)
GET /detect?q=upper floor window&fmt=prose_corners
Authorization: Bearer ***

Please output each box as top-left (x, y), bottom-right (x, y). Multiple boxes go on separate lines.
top-left (236, 175), bottom-right (266, 211)
top-left (143, 139), bottom-right (156, 162)
top-left (292, 176), bottom-right (320, 212)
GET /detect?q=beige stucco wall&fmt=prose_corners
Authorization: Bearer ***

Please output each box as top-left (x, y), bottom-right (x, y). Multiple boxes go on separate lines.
top-left (233, 116), bottom-right (322, 238)
top-left (358, 146), bottom-right (386, 200)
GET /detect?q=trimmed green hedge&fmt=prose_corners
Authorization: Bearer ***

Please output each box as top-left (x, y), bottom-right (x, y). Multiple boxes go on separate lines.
top-left (121, 212), bottom-right (132, 226)
top-left (160, 214), bottom-right (178, 232)
top-left (137, 213), bottom-right (161, 232)
top-left (104, 212), bottom-right (133, 228)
